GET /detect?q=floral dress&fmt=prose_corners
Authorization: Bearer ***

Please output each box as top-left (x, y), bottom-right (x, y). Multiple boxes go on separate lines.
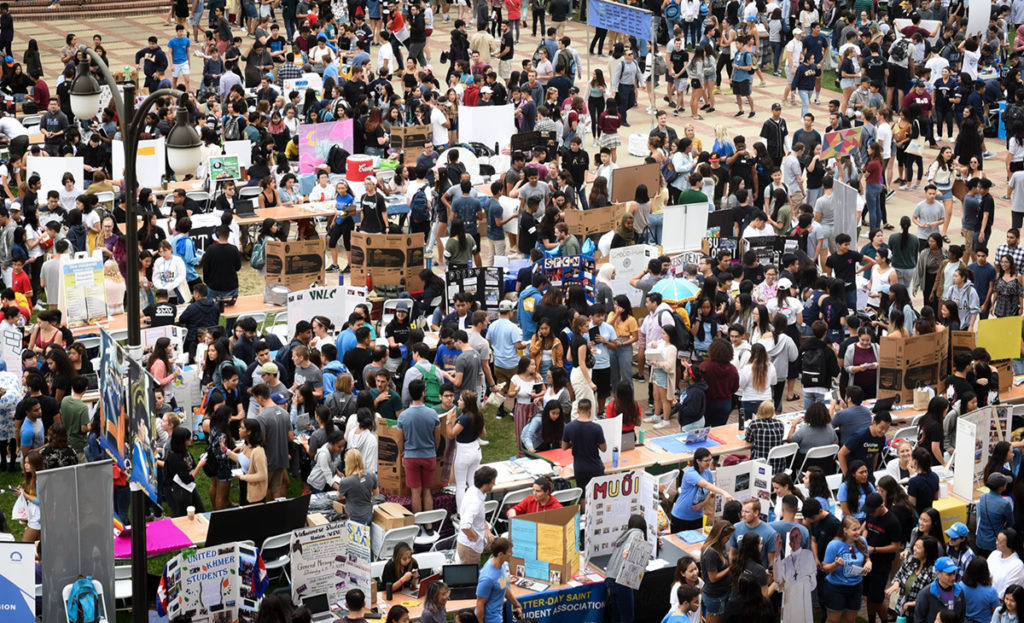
top-left (992, 277), bottom-right (1023, 317)
top-left (0, 372), bottom-right (24, 440)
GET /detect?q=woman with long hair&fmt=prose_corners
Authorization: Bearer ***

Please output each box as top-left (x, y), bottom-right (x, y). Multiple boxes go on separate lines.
top-left (165, 427), bottom-right (206, 515)
top-left (885, 440), bottom-right (917, 482)
top-left (605, 516), bottom-right (649, 623)
top-left (307, 429), bottom-right (345, 494)
top-left (605, 381), bottom-right (641, 441)
top-left (701, 519), bottom-right (735, 623)
top-left (884, 535), bottom-right (940, 619)
top-left (443, 219), bottom-right (477, 269)
top-left (382, 542), bottom-right (421, 595)
top-left (991, 254), bottom-right (1024, 318)
top-left (888, 215), bottom-right (918, 288)
top-left (803, 466), bottom-right (832, 510)
top-left (44, 346), bottom-right (75, 403)
top-left (822, 515), bottom-right (872, 623)
top-left (927, 146), bottom-right (956, 239)
top-left (863, 141), bottom-right (886, 230)
top-left (569, 315), bottom-right (598, 420)
top-left (918, 396), bottom-right (948, 465)
top-left (907, 507), bottom-right (946, 557)
top-left (529, 319), bottom-right (564, 382)
top-left (686, 46), bottom-right (706, 120)
top-left (346, 407), bottom-right (378, 476)
top-left (992, 583), bottom-right (1024, 623)
top-left (671, 446), bottom-right (734, 531)
top-left (204, 404), bottom-right (234, 510)
top-left (589, 176), bottom-right (611, 209)
top-left (629, 184), bottom-right (651, 242)
top-left (17, 451), bottom-right (42, 542)
top-left (838, 459), bottom-right (875, 521)
top-left (447, 390), bottom-right (485, 507)
top-left (542, 365), bottom-right (573, 419)
top-left (843, 327), bottom-right (879, 399)
top-left (876, 475), bottom-right (916, 542)
top-left (521, 400), bottom-right (567, 454)
top-left (420, 580), bottom-right (450, 623)
top-left (731, 532), bottom-right (776, 597)
top-left (147, 337), bottom-right (181, 394)
top-left (906, 446), bottom-right (939, 513)
top-left (668, 556), bottom-right (701, 612)
top-left (508, 357), bottom-right (544, 455)
top-left (915, 233), bottom-right (945, 306)
top-left (738, 344), bottom-right (775, 427)
top-left (40, 422), bottom-right (77, 469)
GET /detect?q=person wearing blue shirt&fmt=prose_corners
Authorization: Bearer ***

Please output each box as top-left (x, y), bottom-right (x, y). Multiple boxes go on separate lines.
top-left (969, 248), bottom-right (997, 319)
top-left (731, 35), bottom-right (756, 118)
top-left (822, 517), bottom-right (871, 616)
top-left (19, 399), bottom-right (43, 457)
top-left (171, 221), bottom-right (201, 286)
top-left (517, 274), bottom-right (548, 340)
top-left (671, 447), bottom-right (733, 532)
top-left (475, 538), bottom-right (523, 623)
top-left (801, 23), bottom-right (828, 104)
top-left (589, 305), bottom-right (619, 409)
top-left (830, 385), bottom-right (872, 444)
top-left (167, 25), bottom-right (192, 91)
top-left (489, 300), bottom-right (526, 380)
top-left (977, 472), bottom-right (1014, 556)
top-left (959, 557), bottom-right (1000, 623)
top-left (728, 498), bottom-right (778, 568)
top-left (837, 460), bottom-right (876, 521)
top-left (770, 494), bottom-right (811, 553)
top-left (484, 180), bottom-right (512, 263)
top-left (335, 313), bottom-right (366, 363)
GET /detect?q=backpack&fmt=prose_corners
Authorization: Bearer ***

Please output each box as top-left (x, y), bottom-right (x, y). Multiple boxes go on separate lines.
top-left (327, 144), bottom-right (350, 173)
top-left (658, 308), bottom-right (693, 352)
top-left (556, 49), bottom-right (576, 78)
top-left (202, 433), bottom-right (221, 477)
top-left (250, 239), bottom-right (266, 269)
top-left (224, 115), bottom-right (244, 141)
top-left (410, 187), bottom-right (431, 222)
top-left (532, 41), bottom-right (546, 67)
top-left (415, 362), bottom-right (442, 406)
top-left (889, 38), bottom-right (910, 64)
top-left (661, 157), bottom-right (678, 184)
top-left (664, 0), bottom-right (680, 19)
top-left (800, 345), bottom-right (829, 388)
top-left (66, 576), bottom-right (101, 623)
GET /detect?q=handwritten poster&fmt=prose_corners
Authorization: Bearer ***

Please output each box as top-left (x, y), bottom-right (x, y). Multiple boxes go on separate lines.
top-left (290, 521), bottom-right (371, 607)
top-left (605, 530), bottom-right (654, 589)
top-left (158, 542), bottom-right (265, 621)
top-left (583, 470), bottom-right (657, 561)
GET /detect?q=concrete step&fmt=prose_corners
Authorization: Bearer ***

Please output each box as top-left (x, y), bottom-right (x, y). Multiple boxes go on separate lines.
top-left (7, 0), bottom-right (170, 21)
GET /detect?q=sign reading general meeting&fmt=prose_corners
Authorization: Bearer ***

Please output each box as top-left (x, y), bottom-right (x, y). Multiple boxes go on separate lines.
top-left (290, 521), bottom-right (372, 608)
top-left (588, 0), bottom-right (654, 41)
top-left (0, 542), bottom-right (35, 622)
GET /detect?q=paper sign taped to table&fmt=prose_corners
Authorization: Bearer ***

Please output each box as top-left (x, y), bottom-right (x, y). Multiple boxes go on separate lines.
top-left (349, 232), bottom-right (425, 291)
top-left (390, 124), bottom-right (432, 165)
top-left (563, 203), bottom-right (627, 238)
top-left (976, 316), bottom-right (1022, 361)
top-left (611, 163), bottom-right (661, 203)
top-left (265, 239), bottom-right (326, 291)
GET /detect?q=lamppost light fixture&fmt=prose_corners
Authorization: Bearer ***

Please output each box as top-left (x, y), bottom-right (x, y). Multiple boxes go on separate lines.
top-left (68, 57), bottom-right (102, 120)
top-left (165, 97), bottom-right (202, 176)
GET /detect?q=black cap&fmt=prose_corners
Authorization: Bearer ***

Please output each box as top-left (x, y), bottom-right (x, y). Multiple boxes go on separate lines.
top-left (862, 492), bottom-right (883, 515)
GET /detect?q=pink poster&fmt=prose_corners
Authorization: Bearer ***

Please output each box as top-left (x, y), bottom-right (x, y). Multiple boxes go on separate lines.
top-left (298, 120), bottom-right (355, 174)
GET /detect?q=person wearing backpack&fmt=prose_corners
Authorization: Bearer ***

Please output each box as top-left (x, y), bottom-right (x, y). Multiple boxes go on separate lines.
top-left (406, 164), bottom-right (434, 235)
top-left (403, 343), bottom-right (451, 407)
top-left (799, 320), bottom-right (840, 410)
top-left (171, 217), bottom-right (202, 289)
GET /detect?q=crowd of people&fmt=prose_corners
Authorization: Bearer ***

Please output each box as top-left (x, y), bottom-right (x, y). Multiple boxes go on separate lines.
top-left (6, 0), bottom-right (1024, 622)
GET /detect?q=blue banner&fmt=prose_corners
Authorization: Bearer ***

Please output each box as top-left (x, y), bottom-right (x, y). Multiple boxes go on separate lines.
top-left (588, 0), bottom-right (654, 41)
top-left (507, 580), bottom-right (607, 623)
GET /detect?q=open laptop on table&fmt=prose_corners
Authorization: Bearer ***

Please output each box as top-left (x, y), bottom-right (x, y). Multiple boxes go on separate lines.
top-left (303, 593), bottom-right (335, 623)
top-left (443, 564), bottom-right (479, 600)
top-left (620, 432), bottom-right (636, 452)
top-left (400, 573), bottom-right (439, 598)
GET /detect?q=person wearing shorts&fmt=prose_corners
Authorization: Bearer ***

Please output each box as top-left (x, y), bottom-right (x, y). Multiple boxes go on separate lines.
top-left (822, 516), bottom-right (869, 618)
top-left (397, 379), bottom-right (441, 518)
top-left (190, 0), bottom-right (205, 40)
top-left (267, 468), bottom-right (286, 499)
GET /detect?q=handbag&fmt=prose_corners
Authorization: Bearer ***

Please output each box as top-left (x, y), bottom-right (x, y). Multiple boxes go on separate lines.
top-left (913, 384), bottom-right (935, 410)
top-left (905, 137), bottom-right (925, 156)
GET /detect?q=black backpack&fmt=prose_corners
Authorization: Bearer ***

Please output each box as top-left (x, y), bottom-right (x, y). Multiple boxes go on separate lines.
top-left (658, 308), bottom-right (693, 352)
top-left (889, 38), bottom-right (910, 64)
top-left (800, 346), bottom-right (829, 388)
top-left (327, 144), bottom-right (350, 173)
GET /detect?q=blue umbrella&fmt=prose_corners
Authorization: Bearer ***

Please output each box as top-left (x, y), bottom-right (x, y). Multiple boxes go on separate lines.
top-left (651, 276), bottom-right (700, 303)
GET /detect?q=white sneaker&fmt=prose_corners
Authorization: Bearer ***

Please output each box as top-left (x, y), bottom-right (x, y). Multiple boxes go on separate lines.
top-left (646, 106), bottom-right (657, 114)
top-left (479, 439), bottom-right (490, 446)
top-left (653, 420), bottom-right (673, 429)
top-left (899, 184), bottom-right (910, 191)
top-left (643, 415), bottom-right (660, 423)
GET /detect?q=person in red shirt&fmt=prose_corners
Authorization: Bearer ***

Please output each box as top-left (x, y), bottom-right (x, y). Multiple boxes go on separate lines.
top-left (10, 259), bottom-right (30, 301)
top-left (2, 287), bottom-right (30, 323)
top-left (507, 476), bottom-right (562, 518)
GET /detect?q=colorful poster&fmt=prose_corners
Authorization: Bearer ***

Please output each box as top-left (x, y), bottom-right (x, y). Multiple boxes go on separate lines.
top-left (209, 154), bottom-right (241, 181)
top-left (508, 581), bottom-right (607, 623)
top-left (533, 256), bottom-right (596, 301)
top-left (158, 542), bottom-right (267, 622)
top-left (58, 252), bottom-right (108, 326)
top-left (583, 470), bottom-right (658, 561)
top-left (298, 120), bottom-right (355, 174)
top-left (0, 543), bottom-right (36, 622)
top-left (99, 329), bottom-right (127, 469)
top-left (126, 358), bottom-right (158, 502)
top-left (821, 127), bottom-right (863, 159)
top-left (290, 521), bottom-right (372, 607)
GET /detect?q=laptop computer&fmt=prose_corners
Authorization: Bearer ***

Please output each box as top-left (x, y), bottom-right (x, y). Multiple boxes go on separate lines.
top-left (620, 432), bottom-right (636, 452)
top-left (303, 593), bottom-right (335, 623)
top-left (443, 564), bottom-right (479, 601)
top-left (400, 573), bottom-right (439, 599)
top-left (682, 427), bottom-right (711, 444)
top-left (872, 396), bottom-right (896, 413)
top-left (82, 373), bottom-right (99, 391)
top-left (234, 198), bottom-right (258, 218)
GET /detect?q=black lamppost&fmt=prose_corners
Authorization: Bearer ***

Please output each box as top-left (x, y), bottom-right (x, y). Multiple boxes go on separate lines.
top-left (68, 47), bottom-right (202, 623)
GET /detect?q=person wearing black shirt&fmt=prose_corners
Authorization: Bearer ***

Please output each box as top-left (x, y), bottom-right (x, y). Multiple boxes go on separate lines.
top-left (342, 327), bottom-right (374, 390)
top-left (518, 196), bottom-right (541, 254)
top-left (560, 138), bottom-right (590, 209)
top-left (826, 233), bottom-right (873, 309)
top-left (214, 180), bottom-right (238, 214)
top-left (727, 136), bottom-right (755, 192)
top-left (485, 73), bottom-right (508, 105)
top-left (144, 290), bottom-right (178, 327)
top-left (344, 66), bottom-right (368, 106)
top-left (358, 178), bottom-right (390, 234)
top-left (862, 492), bottom-right (904, 623)
top-left (201, 227), bottom-right (242, 299)
top-left (933, 68), bottom-right (957, 141)
top-left (759, 104), bottom-right (789, 166)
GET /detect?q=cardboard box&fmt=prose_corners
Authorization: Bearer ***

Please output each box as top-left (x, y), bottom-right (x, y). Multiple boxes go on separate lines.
top-left (877, 332), bottom-right (946, 404)
top-left (373, 502), bottom-right (415, 531)
top-left (306, 513), bottom-right (328, 526)
top-left (349, 232), bottom-right (425, 292)
top-left (509, 505), bottom-right (580, 585)
top-left (333, 501), bottom-right (346, 516)
top-left (996, 359), bottom-right (1013, 393)
top-left (377, 421), bottom-right (446, 496)
top-left (933, 496), bottom-right (967, 528)
top-left (391, 125), bottom-right (432, 165)
top-left (951, 331), bottom-right (975, 364)
top-left (265, 239), bottom-right (326, 290)
top-left (611, 163), bottom-right (661, 203)
top-left (563, 203), bottom-right (627, 238)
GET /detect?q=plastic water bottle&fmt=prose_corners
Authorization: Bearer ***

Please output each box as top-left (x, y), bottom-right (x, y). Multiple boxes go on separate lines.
top-left (612, 447), bottom-right (620, 468)
top-left (768, 507), bottom-right (776, 522)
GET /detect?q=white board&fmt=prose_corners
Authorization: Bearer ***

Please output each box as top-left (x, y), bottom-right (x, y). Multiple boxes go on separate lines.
top-left (597, 414), bottom-right (623, 464)
top-left (583, 470), bottom-right (658, 561)
top-left (499, 195), bottom-right (520, 234)
top-left (27, 156), bottom-right (83, 196)
top-left (713, 459), bottom-right (772, 516)
top-left (953, 416), bottom-right (977, 500)
top-left (833, 181), bottom-right (860, 241)
top-left (965, 0), bottom-right (991, 38)
top-left (892, 18), bottom-right (942, 45)
top-left (112, 138), bottom-right (166, 188)
top-left (609, 245), bottom-right (658, 306)
top-left (662, 202), bottom-right (709, 254)
top-left (223, 140), bottom-right (252, 169)
top-left (458, 104), bottom-right (516, 153)
top-left (286, 284), bottom-right (368, 337)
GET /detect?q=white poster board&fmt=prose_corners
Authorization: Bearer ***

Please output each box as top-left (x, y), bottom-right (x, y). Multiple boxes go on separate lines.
top-left (0, 320), bottom-right (23, 377)
top-left (286, 285), bottom-right (368, 338)
top-left (833, 181), bottom-right (860, 241)
top-left (458, 104), bottom-right (516, 152)
top-left (284, 72), bottom-right (324, 94)
top-left (953, 416), bottom-right (978, 500)
top-left (142, 325), bottom-right (186, 362)
top-left (0, 542), bottom-right (35, 621)
top-left (223, 140), bottom-right (253, 169)
top-left (499, 195), bottom-right (520, 234)
top-left (597, 414), bottom-right (623, 464)
top-left (57, 252), bottom-right (107, 327)
top-left (26, 156), bottom-right (84, 196)
top-left (609, 245), bottom-right (659, 306)
top-left (583, 469), bottom-right (658, 561)
top-left (111, 138), bottom-right (166, 188)
top-left (892, 18), bottom-right (943, 45)
top-left (662, 203), bottom-right (709, 254)
top-left (964, 0), bottom-right (991, 37)
top-left (290, 521), bottom-right (372, 608)
top-left (713, 459), bottom-right (773, 515)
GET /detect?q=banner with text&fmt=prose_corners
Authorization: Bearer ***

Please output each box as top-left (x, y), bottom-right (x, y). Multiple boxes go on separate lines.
top-left (290, 521), bottom-right (372, 608)
top-left (158, 542), bottom-right (266, 622)
top-left (588, 0), bottom-right (654, 41)
top-left (583, 469), bottom-right (658, 561)
top-left (508, 581), bottom-right (607, 623)
top-left (0, 543), bottom-right (35, 622)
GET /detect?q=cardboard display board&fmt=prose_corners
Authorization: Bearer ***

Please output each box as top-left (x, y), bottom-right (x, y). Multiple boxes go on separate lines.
top-left (0, 542), bottom-right (36, 621)
top-left (713, 459), bottom-right (773, 516)
top-left (265, 239), bottom-right (327, 291)
top-left (58, 252), bottom-right (108, 326)
top-left (377, 421), bottom-right (447, 496)
top-left (299, 120), bottom-right (355, 174)
top-left (445, 266), bottom-right (504, 311)
top-left (611, 163), bottom-right (661, 203)
top-left (157, 542), bottom-right (266, 621)
top-left (349, 232), bottom-right (426, 292)
top-left (290, 521), bottom-right (371, 608)
top-left (112, 138), bottom-right (166, 188)
top-left (877, 332), bottom-right (947, 404)
top-left (744, 236), bottom-right (798, 267)
top-left (286, 285), bottom-right (368, 338)
top-left (391, 125), bottom-right (432, 165)
top-left (662, 202), bottom-right (709, 253)
top-left (609, 245), bottom-right (659, 306)
top-left (142, 326), bottom-right (186, 362)
top-left (510, 505), bottom-right (581, 585)
top-left (951, 331), bottom-right (975, 363)
top-left (458, 104), bottom-right (517, 153)
top-left (533, 255), bottom-right (596, 300)
top-left (583, 470), bottom-right (658, 561)
top-left (977, 316), bottom-right (1023, 361)
top-left (209, 154), bottom-right (241, 180)
top-left (951, 406), bottom-right (1006, 500)
top-left (563, 203), bottom-right (627, 238)
top-left (27, 156), bottom-right (83, 197)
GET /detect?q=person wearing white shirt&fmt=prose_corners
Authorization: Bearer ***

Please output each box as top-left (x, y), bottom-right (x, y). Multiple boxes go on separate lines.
top-left (595, 154), bottom-right (618, 198)
top-left (742, 212), bottom-right (775, 239)
top-left (989, 536), bottom-right (1024, 598)
top-left (308, 170), bottom-right (336, 202)
top-left (428, 96), bottom-right (450, 148)
top-left (152, 240), bottom-right (189, 303)
top-left (456, 466), bottom-right (497, 564)
top-left (924, 53), bottom-right (949, 86)
top-left (961, 39), bottom-right (980, 81)
top-left (782, 29), bottom-right (804, 103)
top-left (376, 34), bottom-right (396, 75)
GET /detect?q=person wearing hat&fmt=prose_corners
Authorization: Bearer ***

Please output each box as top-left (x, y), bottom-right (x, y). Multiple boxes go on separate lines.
top-left (860, 492), bottom-right (904, 621)
top-left (759, 103), bottom-right (789, 167)
top-left (912, 556), bottom-right (965, 623)
top-left (246, 361), bottom-right (290, 417)
top-left (943, 522), bottom-right (975, 582)
top-left (977, 472), bottom-right (1015, 558)
top-left (251, 382), bottom-right (292, 500)
top-left (478, 85), bottom-right (495, 106)
top-left (489, 299), bottom-right (526, 392)
top-left (781, 28), bottom-right (805, 104)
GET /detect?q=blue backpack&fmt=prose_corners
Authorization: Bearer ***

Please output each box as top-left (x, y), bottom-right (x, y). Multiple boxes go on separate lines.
top-left (67, 576), bottom-right (101, 623)
top-left (410, 187), bottom-right (431, 222)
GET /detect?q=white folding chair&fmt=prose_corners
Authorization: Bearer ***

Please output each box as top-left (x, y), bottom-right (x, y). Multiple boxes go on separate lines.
top-left (766, 442), bottom-right (800, 475)
top-left (63, 579), bottom-right (109, 623)
top-left (94, 191), bottom-right (116, 215)
top-left (76, 335), bottom-right (102, 355)
top-left (113, 565), bottom-right (132, 611)
top-left (412, 551), bottom-right (449, 573)
top-left (890, 426), bottom-right (918, 444)
top-left (239, 186), bottom-right (263, 200)
top-left (413, 509), bottom-right (448, 548)
top-left (552, 487), bottom-right (583, 507)
top-left (493, 487), bottom-right (533, 525)
top-left (655, 469), bottom-right (680, 494)
top-left (376, 525), bottom-right (421, 561)
top-left (237, 312), bottom-right (269, 333)
top-left (380, 298), bottom-right (415, 333)
top-left (483, 499), bottom-right (499, 525)
top-left (795, 444), bottom-right (840, 477)
top-left (260, 533), bottom-right (293, 584)
top-left (370, 559), bottom-right (388, 581)
top-left (21, 114), bottom-right (41, 129)
top-left (825, 473), bottom-right (843, 499)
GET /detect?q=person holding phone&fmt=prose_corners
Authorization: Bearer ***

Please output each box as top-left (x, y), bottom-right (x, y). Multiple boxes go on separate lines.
top-left (508, 356), bottom-right (545, 455)
top-left (588, 304), bottom-right (619, 413)
top-left (842, 328), bottom-right (880, 400)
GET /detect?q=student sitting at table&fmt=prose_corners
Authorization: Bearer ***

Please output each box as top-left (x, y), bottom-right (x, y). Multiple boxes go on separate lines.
top-left (381, 542), bottom-right (420, 595)
top-left (214, 179), bottom-right (238, 213)
top-left (507, 475), bottom-right (562, 519)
